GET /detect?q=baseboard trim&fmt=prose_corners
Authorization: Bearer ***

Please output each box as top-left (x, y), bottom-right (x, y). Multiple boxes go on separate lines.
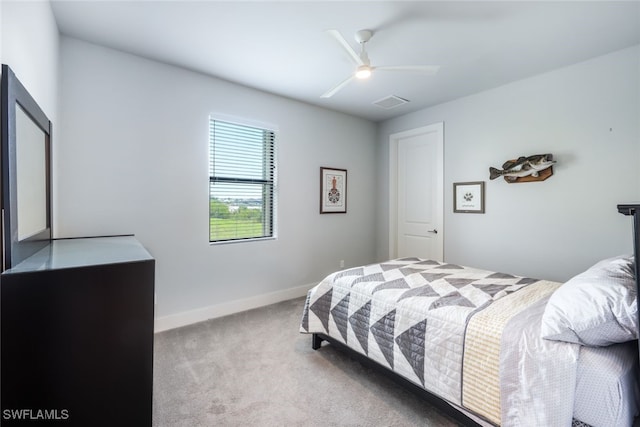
top-left (154, 283), bottom-right (312, 333)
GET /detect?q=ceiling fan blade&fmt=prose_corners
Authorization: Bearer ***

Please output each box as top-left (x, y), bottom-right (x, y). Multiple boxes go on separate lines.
top-left (375, 65), bottom-right (440, 75)
top-left (321, 75), bottom-right (356, 98)
top-left (327, 29), bottom-right (363, 66)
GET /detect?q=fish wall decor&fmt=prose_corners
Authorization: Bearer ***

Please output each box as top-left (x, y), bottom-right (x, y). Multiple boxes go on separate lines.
top-left (489, 154), bottom-right (555, 183)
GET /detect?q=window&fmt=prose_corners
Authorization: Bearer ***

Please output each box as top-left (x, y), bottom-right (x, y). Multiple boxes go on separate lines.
top-left (209, 118), bottom-right (276, 243)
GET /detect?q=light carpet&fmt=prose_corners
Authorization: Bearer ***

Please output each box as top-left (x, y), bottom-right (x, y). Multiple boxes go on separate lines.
top-left (153, 297), bottom-right (461, 427)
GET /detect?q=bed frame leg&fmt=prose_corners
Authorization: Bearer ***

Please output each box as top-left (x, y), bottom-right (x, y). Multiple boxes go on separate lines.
top-left (312, 333), bottom-right (324, 350)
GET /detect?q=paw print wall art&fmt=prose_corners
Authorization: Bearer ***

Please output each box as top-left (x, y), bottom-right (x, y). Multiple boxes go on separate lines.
top-left (454, 181), bottom-right (485, 213)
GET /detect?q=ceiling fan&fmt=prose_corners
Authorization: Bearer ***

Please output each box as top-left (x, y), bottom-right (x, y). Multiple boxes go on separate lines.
top-left (321, 29), bottom-right (440, 98)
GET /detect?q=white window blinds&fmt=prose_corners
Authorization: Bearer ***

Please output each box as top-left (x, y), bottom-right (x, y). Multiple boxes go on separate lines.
top-left (209, 119), bottom-right (276, 242)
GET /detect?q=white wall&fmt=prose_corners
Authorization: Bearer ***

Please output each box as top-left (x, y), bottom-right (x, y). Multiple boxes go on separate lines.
top-left (57, 37), bottom-right (378, 330)
top-left (0, 0), bottom-right (59, 129)
top-left (377, 45), bottom-right (640, 282)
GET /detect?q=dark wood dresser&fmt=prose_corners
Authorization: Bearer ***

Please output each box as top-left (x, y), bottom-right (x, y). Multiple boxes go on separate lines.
top-left (0, 235), bottom-right (154, 426)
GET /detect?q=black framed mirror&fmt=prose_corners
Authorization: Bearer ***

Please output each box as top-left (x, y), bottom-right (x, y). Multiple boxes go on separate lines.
top-left (1, 64), bottom-right (52, 271)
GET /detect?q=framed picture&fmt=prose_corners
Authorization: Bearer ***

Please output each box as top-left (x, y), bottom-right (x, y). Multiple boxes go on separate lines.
top-left (320, 167), bottom-right (347, 214)
top-left (453, 181), bottom-right (485, 213)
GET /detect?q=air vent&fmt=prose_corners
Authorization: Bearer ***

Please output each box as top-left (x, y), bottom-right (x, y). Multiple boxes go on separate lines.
top-left (373, 95), bottom-right (410, 109)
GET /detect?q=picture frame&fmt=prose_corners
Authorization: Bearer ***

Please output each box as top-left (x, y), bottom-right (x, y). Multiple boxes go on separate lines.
top-left (320, 167), bottom-right (347, 214)
top-left (453, 181), bottom-right (485, 213)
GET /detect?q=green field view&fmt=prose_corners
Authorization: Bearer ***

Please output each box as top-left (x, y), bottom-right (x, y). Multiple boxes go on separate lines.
top-left (209, 217), bottom-right (263, 241)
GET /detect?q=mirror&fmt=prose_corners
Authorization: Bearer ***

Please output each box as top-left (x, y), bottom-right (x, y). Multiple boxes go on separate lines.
top-left (1, 64), bottom-right (52, 271)
top-left (16, 104), bottom-right (48, 241)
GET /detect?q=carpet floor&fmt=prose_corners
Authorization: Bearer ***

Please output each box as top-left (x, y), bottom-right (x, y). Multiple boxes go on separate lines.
top-left (152, 297), bottom-right (461, 427)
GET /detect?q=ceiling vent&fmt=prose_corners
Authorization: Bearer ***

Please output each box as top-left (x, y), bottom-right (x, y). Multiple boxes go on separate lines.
top-left (373, 95), bottom-right (410, 109)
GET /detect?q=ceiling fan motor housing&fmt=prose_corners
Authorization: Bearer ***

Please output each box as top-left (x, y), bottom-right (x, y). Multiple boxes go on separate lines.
top-left (355, 29), bottom-right (373, 44)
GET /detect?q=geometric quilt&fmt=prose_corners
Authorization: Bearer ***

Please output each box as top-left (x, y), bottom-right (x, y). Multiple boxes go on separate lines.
top-left (300, 257), bottom-right (540, 406)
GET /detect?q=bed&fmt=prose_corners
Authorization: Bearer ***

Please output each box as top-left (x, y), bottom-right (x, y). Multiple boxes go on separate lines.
top-left (299, 204), bottom-right (640, 426)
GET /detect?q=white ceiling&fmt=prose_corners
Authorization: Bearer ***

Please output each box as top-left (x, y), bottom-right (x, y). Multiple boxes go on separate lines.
top-left (50, 1), bottom-right (640, 122)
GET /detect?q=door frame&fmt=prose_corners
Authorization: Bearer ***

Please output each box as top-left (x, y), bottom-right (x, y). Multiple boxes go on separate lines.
top-left (388, 122), bottom-right (444, 260)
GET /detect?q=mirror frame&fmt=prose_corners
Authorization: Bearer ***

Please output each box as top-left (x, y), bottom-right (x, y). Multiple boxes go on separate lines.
top-left (1, 64), bottom-right (52, 271)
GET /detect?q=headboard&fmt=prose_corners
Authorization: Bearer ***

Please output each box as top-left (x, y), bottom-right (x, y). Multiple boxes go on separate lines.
top-left (617, 203), bottom-right (640, 364)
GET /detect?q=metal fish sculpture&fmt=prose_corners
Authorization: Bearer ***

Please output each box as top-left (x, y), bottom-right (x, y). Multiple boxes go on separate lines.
top-left (489, 154), bottom-right (555, 182)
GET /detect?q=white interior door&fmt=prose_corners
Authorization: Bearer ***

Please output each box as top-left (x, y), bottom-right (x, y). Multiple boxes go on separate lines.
top-left (389, 123), bottom-right (444, 260)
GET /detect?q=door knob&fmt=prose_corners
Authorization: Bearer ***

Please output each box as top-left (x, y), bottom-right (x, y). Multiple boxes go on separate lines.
top-left (428, 229), bottom-right (438, 234)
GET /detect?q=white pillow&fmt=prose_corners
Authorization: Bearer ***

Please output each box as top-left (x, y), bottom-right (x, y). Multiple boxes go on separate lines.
top-left (540, 255), bottom-right (637, 346)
